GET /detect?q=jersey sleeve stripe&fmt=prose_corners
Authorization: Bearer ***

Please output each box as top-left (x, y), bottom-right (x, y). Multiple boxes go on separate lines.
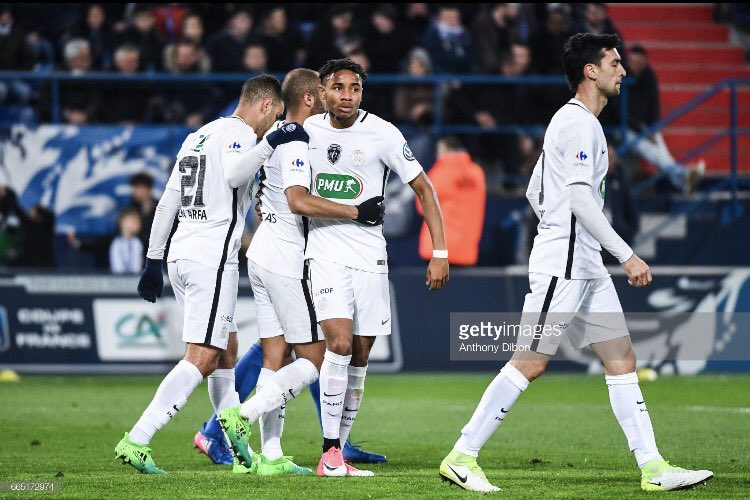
top-left (359, 111), bottom-right (369, 122)
top-left (564, 214), bottom-right (577, 280)
top-left (204, 187), bottom-right (239, 344)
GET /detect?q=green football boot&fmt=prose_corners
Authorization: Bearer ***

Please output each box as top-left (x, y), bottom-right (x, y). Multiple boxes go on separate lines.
top-left (439, 449), bottom-right (500, 492)
top-left (114, 433), bottom-right (165, 474)
top-left (256, 454), bottom-right (312, 476)
top-left (232, 454), bottom-right (261, 474)
top-left (217, 405), bottom-right (254, 467)
top-left (641, 459), bottom-right (713, 491)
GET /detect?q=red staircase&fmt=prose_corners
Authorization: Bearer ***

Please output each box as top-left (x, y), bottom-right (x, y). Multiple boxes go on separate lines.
top-left (608, 3), bottom-right (750, 174)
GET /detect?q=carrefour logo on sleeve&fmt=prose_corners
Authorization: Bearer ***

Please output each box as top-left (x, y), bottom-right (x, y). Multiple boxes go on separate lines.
top-left (576, 151), bottom-right (588, 161)
top-left (314, 173), bottom-right (363, 199)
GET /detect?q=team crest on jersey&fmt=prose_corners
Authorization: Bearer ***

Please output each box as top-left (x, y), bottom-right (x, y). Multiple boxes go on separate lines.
top-left (327, 144), bottom-right (342, 164)
top-left (352, 149), bottom-right (366, 166)
top-left (284, 123), bottom-right (297, 132)
top-left (403, 142), bottom-right (415, 161)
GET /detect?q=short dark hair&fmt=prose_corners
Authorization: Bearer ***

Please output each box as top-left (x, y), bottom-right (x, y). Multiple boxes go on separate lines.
top-left (563, 33), bottom-right (621, 92)
top-left (118, 206), bottom-right (140, 222)
top-left (318, 58), bottom-right (368, 84)
top-left (239, 74), bottom-right (282, 105)
top-left (129, 172), bottom-right (153, 188)
top-left (281, 68), bottom-right (320, 110)
top-left (439, 135), bottom-right (465, 152)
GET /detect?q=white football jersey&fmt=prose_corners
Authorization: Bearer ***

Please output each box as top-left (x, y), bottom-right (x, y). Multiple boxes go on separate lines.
top-left (247, 121), bottom-right (311, 279)
top-left (528, 99), bottom-right (609, 279)
top-left (166, 116), bottom-right (257, 270)
top-left (304, 110), bottom-right (423, 273)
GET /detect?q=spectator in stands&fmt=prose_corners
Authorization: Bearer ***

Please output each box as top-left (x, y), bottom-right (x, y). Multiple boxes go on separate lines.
top-left (530, 4), bottom-right (571, 76)
top-left (259, 7), bottom-right (303, 72)
top-left (163, 35), bottom-right (210, 73)
top-left (208, 8), bottom-right (254, 72)
top-left (0, 187), bottom-right (56, 268)
top-left (109, 207), bottom-right (143, 274)
top-left (99, 44), bottom-right (152, 123)
top-left (127, 173), bottom-right (157, 259)
top-left (403, 3), bottom-right (432, 45)
top-left (580, 3), bottom-right (622, 39)
top-left (604, 141), bottom-right (639, 263)
top-left (421, 5), bottom-right (476, 73)
top-left (306, 4), bottom-right (362, 70)
top-left (115, 5), bottom-right (164, 71)
top-left (159, 40), bottom-right (217, 127)
top-left (181, 12), bottom-right (205, 47)
top-left (416, 136), bottom-right (486, 266)
top-left (364, 5), bottom-right (412, 73)
top-left (153, 3), bottom-right (190, 41)
top-left (58, 39), bottom-right (100, 124)
top-left (625, 45), bottom-right (704, 193)
top-left (242, 43), bottom-right (268, 73)
top-left (394, 47), bottom-right (434, 124)
top-left (472, 3), bottom-right (516, 74)
top-left (0, 5), bottom-right (34, 105)
top-left (67, 4), bottom-right (115, 70)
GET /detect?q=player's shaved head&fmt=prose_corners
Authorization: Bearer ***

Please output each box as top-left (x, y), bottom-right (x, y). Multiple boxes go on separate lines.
top-left (239, 74), bottom-right (282, 105)
top-left (282, 68), bottom-right (321, 111)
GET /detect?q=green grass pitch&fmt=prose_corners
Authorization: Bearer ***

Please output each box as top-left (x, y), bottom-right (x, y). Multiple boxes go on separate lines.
top-left (1, 373), bottom-right (749, 498)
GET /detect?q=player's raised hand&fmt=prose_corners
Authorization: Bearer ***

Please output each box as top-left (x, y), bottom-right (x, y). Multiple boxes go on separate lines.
top-left (426, 257), bottom-right (449, 291)
top-left (137, 258), bottom-right (164, 303)
top-left (266, 122), bottom-right (309, 148)
top-left (622, 253), bottom-right (652, 287)
top-left (354, 196), bottom-right (384, 226)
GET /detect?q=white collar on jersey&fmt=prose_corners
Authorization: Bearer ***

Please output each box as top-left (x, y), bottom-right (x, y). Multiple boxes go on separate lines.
top-left (567, 98), bottom-right (594, 115)
top-left (227, 114), bottom-right (247, 125)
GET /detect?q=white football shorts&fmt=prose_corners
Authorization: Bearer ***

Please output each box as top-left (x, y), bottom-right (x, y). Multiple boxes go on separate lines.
top-left (248, 259), bottom-right (321, 344)
top-left (307, 258), bottom-right (391, 336)
top-left (168, 259), bottom-right (238, 350)
top-left (516, 272), bottom-right (629, 356)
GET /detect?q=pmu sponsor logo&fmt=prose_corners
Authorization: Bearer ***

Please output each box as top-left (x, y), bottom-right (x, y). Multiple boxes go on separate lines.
top-left (314, 173), bottom-right (363, 199)
top-left (15, 308), bottom-right (91, 350)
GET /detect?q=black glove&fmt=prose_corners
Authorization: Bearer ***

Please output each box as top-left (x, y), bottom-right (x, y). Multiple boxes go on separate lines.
top-left (355, 196), bottom-right (385, 226)
top-left (137, 258), bottom-right (164, 303)
top-left (266, 122), bottom-right (309, 148)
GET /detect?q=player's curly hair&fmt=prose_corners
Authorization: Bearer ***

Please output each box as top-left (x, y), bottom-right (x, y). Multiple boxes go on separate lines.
top-left (318, 58), bottom-right (368, 84)
top-left (563, 33), bottom-right (621, 92)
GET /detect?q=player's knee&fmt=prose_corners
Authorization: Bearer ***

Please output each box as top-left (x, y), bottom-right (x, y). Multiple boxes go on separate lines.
top-left (327, 337), bottom-right (352, 356)
top-left (217, 351), bottom-right (237, 370)
top-left (511, 359), bottom-right (547, 381)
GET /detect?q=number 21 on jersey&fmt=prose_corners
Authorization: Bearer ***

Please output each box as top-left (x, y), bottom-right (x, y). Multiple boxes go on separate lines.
top-left (178, 155), bottom-right (208, 220)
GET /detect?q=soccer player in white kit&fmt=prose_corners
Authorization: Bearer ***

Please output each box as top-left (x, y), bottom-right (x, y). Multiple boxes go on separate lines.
top-left (115, 75), bottom-right (292, 474)
top-left (439, 34), bottom-right (713, 492)
top-left (302, 59), bottom-right (450, 477)
top-left (215, 69), bottom-right (387, 475)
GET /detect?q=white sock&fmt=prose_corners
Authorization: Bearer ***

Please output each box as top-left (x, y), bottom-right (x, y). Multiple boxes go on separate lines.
top-left (455, 363), bottom-right (529, 457)
top-left (257, 368), bottom-right (284, 460)
top-left (208, 368), bottom-right (240, 413)
top-left (339, 364), bottom-right (367, 447)
top-left (239, 358), bottom-right (318, 423)
top-left (606, 372), bottom-right (663, 467)
top-left (319, 350), bottom-right (351, 442)
top-left (130, 360), bottom-right (203, 445)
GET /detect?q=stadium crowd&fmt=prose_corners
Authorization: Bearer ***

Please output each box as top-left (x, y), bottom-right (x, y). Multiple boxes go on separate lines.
top-left (0, 3), bottom-right (719, 271)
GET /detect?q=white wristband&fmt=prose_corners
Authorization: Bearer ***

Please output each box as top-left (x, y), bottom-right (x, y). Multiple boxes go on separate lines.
top-left (432, 249), bottom-right (448, 259)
